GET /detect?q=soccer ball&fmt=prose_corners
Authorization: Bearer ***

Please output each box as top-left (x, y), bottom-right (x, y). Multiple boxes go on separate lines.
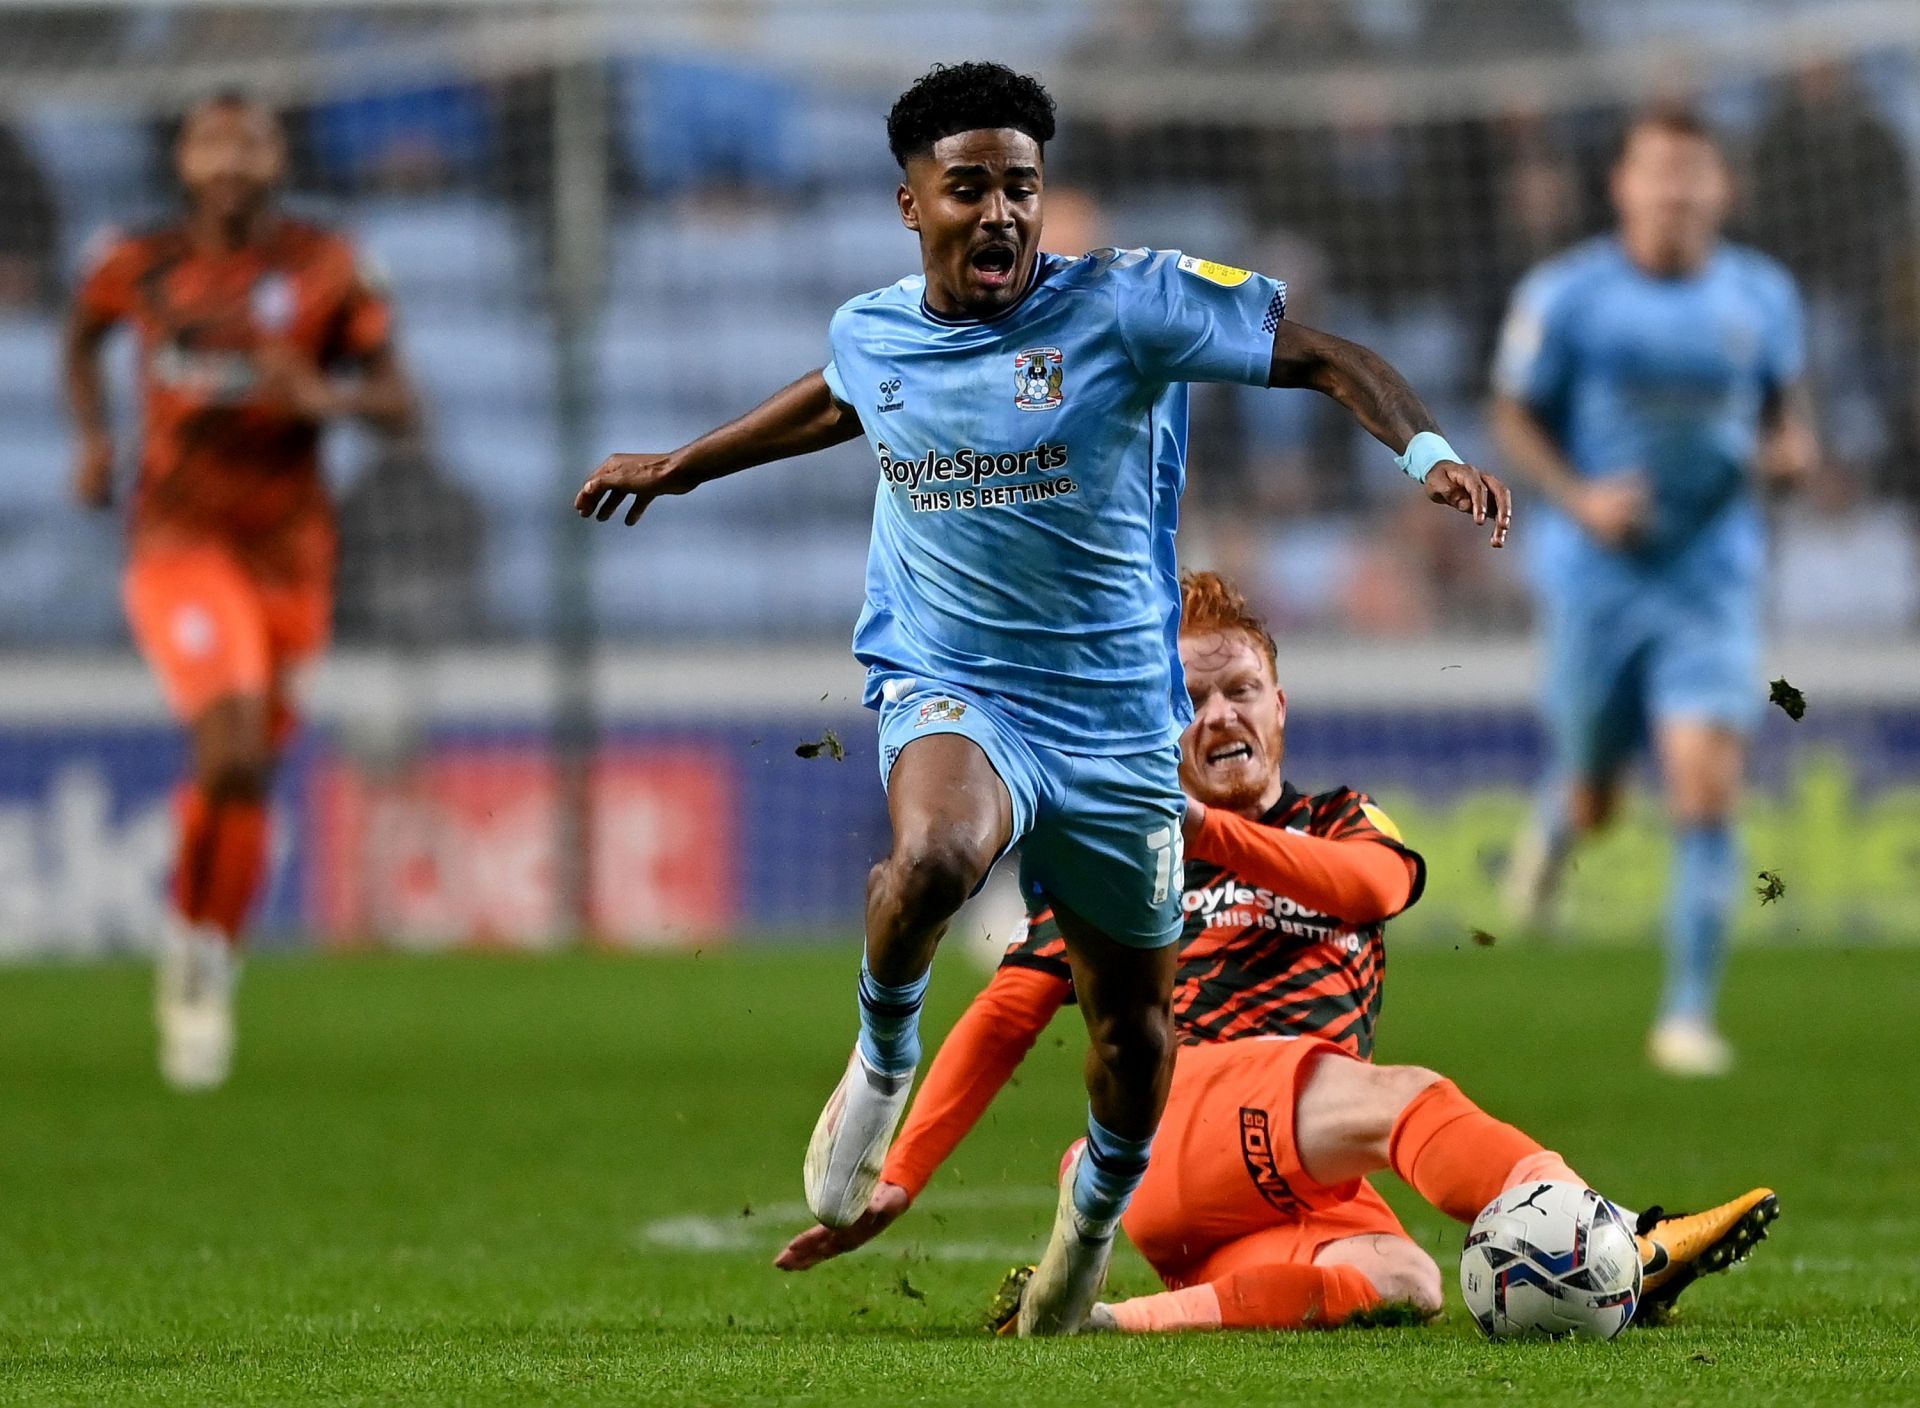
top-left (1459, 1180), bottom-right (1641, 1340)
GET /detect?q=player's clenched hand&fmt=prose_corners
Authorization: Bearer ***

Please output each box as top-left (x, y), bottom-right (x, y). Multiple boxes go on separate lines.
top-left (1570, 475), bottom-right (1649, 549)
top-left (773, 1182), bottom-right (911, 1272)
top-left (74, 431), bottom-right (114, 509)
top-left (253, 342), bottom-right (340, 422)
top-left (1759, 418), bottom-right (1819, 494)
top-left (1425, 461), bottom-right (1513, 548)
top-left (575, 453), bottom-right (683, 525)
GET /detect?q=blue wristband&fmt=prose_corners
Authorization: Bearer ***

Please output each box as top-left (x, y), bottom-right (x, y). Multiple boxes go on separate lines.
top-left (1395, 431), bottom-right (1459, 484)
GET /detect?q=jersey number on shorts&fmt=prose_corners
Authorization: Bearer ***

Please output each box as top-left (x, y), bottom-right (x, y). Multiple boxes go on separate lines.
top-left (1146, 826), bottom-right (1184, 907)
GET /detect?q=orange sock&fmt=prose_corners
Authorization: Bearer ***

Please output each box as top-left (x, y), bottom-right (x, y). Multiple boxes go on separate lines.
top-left (1105, 1263), bottom-right (1380, 1333)
top-left (1218, 1262), bottom-right (1380, 1329)
top-left (1387, 1079), bottom-right (1585, 1223)
top-left (173, 784), bottom-right (269, 945)
top-left (1504, 1149), bottom-right (1585, 1190)
top-left (1105, 1282), bottom-right (1223, 1333)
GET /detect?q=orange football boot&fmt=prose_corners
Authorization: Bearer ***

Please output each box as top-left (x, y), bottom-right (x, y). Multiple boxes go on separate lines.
top-left (1633, 1189), bottom-right (1780, 1324)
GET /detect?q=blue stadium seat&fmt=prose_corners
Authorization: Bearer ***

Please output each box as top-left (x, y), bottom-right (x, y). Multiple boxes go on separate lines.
top-left (477, 507), bottom-right (553, 634)
top-left (0, 418), bottom-right (73, 512)
top-left (594, 316), bottom-right (826, 424)
top-left (349, 196), bottom-right (525, 300)
top-left (592, 323), bottom-right (674, 413)
top-left (613, 201), bottom-right (915, 308)
top-left (813, 206), bottom-right (918, 295)
top-left (608, 209), bottom-right (796, 303)
top-left (436, 409), bottom-right (563, 510)
top-left (0, 516), bottom-right (75, 638)
top-left (401, 314), bottom-right (558, 417)
top-left (790, 95), bottom-right (901, 193)
top-left (0, 509), bottom-right (123, 642)
top-left (616, 56), bottom-right (808, 197)
top-left (0, 315), bottom-right (62, 432)
top-left (1105, 193), bottom-right (1250, 264)
top-left (590, 523), bottom-right (868, 636)
top-left (308, 76), bottom-right (496, 190)
top-left (19, 101), bottom-right (158, 275)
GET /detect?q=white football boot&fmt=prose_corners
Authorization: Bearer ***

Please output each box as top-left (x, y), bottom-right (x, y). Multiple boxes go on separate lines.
top-left (155, 919), bottom-right (238, 1091)
top-left (1017, 1140), bottom-right (1115, 1337)
top-left (803, 1046), bottom-right (913, 1228)
top-left (1647, 1016), bottom-right (1734, 1078)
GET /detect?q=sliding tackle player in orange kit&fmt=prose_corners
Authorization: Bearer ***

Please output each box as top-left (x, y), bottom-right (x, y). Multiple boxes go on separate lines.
top-left (779, 571), bottom-right (1777, 1333)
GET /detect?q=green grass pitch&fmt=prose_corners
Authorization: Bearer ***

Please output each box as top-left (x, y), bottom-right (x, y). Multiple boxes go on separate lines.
top-left (1, 943), bottom-right (1916, 1405)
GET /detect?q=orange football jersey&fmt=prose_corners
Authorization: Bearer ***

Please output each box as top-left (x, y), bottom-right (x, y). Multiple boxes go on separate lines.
top-left (77, 216), bottom-right (392, 582)
top-left (1009, 784), bottom-right (1425, 1059)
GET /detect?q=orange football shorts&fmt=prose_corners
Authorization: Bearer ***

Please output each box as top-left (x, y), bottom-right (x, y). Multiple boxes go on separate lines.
top-left (124, 544), bottom-right (330, 735)
top-left (1123, 1034), bottom-right (1410, 1288)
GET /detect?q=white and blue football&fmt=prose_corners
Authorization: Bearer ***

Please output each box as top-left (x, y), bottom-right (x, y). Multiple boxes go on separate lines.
top-left (1460, 1180), bottom-right (1641, 1340)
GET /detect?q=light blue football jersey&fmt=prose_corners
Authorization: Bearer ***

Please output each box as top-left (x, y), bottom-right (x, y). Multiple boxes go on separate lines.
top-left (1494, 235), bottom-right (1805, 583)
top-left (823, 248), bottom-right (1287, 755)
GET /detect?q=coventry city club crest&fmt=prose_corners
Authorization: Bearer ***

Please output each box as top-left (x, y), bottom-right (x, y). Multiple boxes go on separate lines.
top-left (1013, 347), bottom-right (1063, 411)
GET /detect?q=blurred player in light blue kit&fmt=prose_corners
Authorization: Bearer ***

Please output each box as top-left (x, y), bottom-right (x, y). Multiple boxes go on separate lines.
top-left (1493, 108), bottom-right (1819, 1077)
top-left (579, 62), bottom-right (1510, 1334)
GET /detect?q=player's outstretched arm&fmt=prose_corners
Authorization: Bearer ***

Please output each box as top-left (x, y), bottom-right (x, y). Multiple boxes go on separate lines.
top-left (62, 302), bottom-right (117, 510)
top-left (1184, 801), bottom-right (1416, 926)
top-left (576, 370), bottom-right (862, 526)
top-left (1269, 320), bottom-right (1511, 547)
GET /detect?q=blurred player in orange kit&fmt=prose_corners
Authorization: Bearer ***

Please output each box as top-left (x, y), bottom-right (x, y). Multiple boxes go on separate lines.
top-left (779, 571), bottom-right (1776, 1334)
top-left (63, 92), bottom-right (415, 1090)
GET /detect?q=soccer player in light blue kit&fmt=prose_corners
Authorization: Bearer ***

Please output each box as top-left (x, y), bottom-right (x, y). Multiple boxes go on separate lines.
top-left (1493, 108), bottom-right (1818, 1078)
top-left (578, 63), bottom-right (1511, 1334)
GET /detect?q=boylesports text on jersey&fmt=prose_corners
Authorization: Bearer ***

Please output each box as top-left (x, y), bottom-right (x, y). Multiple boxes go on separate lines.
top-left (877, 440), bottom-right (1077, 515)
top-left (1185, 877), bottom-right (1365, 952)
top-left (876, 440), bottom-right (1070, 491)
top-left (150, 343), bottom-right (262, 404)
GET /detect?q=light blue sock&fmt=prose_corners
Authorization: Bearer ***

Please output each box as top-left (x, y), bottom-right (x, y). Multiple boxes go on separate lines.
top-left (1663, 822), bottom-right (1736, 1023)
top-left (1070, 1109), bottom-right (1155, 1240)
top-left (855, 957), bottom-right (929, 1079)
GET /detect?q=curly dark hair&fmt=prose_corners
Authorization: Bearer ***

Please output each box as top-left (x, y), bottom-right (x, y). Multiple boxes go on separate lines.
top-left (886, 62), bottom-right (1057, 168)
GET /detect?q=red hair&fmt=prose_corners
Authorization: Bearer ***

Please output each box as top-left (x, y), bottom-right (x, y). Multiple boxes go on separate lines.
top-left (1179, 570), bottom-right (1277, 673)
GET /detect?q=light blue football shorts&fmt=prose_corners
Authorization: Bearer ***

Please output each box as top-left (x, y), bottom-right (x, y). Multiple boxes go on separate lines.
top-left (1541, 571), bottom-right (1762, 781)
top-left (873, 674), bottom-right (1185, 950)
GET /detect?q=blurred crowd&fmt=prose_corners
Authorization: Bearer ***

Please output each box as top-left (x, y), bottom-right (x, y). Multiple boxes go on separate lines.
top-left (1, 0), bottom-right (1917, 643)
